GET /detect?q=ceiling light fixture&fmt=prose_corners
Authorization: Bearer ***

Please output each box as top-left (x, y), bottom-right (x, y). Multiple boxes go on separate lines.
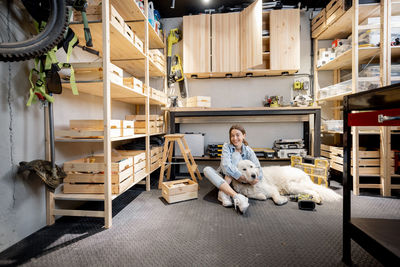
top-left (203, 0), bottom-right (210, 4)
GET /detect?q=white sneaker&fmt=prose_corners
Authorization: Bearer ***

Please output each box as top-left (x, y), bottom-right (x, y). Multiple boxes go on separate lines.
top-left (218, 190), bottom-right (233, 207)
top-left (233, 194), bottom-right (249, 214)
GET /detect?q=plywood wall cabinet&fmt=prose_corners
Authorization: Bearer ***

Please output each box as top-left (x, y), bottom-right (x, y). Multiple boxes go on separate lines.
top-left (212, 12), bottom-right (241, 75)
top-left (270, 9), bottom-right (300, 71)
top-left (183, 14), bottom-right (211, 76)
top-left (240, 0), bottom-right (263, 71)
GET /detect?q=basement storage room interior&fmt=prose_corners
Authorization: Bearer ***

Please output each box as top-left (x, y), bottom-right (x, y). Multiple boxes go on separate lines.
top-left (0, 0), bottom-right (399, 266)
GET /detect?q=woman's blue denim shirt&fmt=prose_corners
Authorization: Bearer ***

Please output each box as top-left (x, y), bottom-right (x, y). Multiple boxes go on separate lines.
top-left (219, 142), bottom-right (263, 180)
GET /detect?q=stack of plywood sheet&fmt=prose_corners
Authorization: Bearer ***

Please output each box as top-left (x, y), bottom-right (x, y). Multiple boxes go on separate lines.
top-left (56, 119), bottom-right (135, 139)
top-left (125, 114), bottom-right (164, 134)
top-left (63, 156), bottom-right (133, 194)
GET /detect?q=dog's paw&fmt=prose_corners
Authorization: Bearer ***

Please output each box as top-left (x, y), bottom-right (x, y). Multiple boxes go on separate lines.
top-left (273, 196), bottom-right (288, 206)
top-left (254, 193), bottom-right (267, 200)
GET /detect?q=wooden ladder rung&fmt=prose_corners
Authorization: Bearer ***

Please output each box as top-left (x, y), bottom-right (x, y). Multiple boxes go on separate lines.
top-left (190, 164), bottom-right (198, 172)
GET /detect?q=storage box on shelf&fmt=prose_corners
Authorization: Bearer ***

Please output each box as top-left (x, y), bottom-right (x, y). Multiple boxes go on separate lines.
top-left (123, 76), bottom-right (144, 93)
top-left (321, 144), bottom-right (395, 176)
top-left (312, 8), bottom-right (326, 38)
top-left (186, 96), bottom-right (211, 108)
top-left (113, 150), bottom-right (147, 182)
top-left (126, 114), bottom-right (164, 134)
top-left (56, 119), bottom-right (135, 139)
top-left (63, 156), bottom-right (134, 194)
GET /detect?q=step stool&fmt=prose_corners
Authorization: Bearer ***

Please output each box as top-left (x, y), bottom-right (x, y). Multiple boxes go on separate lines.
top-left (158, 134), bottom-right (202, 189)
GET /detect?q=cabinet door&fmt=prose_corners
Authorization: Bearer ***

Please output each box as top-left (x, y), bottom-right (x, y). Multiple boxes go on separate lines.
top-left (183, 14), bottom-right (211, 75)
top-left (270, 9), bottom-right (300, 71)
top-left (212, 13), bottom-right (240, 74)
top-left (240, 0), bottom-right (263, 71)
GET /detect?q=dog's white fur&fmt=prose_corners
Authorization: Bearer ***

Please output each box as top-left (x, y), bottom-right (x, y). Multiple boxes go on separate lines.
top-left (231, 160), bottom-right (342, 205)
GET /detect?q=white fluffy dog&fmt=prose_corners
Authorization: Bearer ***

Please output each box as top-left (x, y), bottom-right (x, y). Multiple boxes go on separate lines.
top-left (231, 160), bottom-right (342, 205)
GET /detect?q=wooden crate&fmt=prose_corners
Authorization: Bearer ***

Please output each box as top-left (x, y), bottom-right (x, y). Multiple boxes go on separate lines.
top-left (64, 175), bottom-right (133, 194)
top-left (63, 156), bottom-right (134, 194)
top-left (186, 96), bottom-right (211, 108)
top-left (110, 5), bottom-right (125, 35)
top-left (64, 156), bottom-right (133, 173)
top-left (311, 8), bottom-right (326, 38)
top-left (114, 150), bottom-right (146, 164)
top-left (126, 114), bottom-right (164, 121)
top-left (161, 179), bottom-right (198, 204)
top-left (64, 165), bottom-right (133, 184)
top-left (123, 77), bottom-right (143, 93)
top-left (328, 147), bottom-right (395, 175)
top-left (124, 23), bottom-right (135, 44)
top-left (67, 62), bottom-right (123, 85)
top-left (70, 119), bottom-right (123, 130)
top-left (134, 35), bottom-right (143, 53)
top-left (326, 0), bottom-right (346, 26)
top-left (73, 0), bottom-right (102, 21)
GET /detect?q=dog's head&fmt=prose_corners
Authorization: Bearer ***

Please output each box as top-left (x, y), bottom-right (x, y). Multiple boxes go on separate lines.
top-left (237, 160), bottom-right (258, 182)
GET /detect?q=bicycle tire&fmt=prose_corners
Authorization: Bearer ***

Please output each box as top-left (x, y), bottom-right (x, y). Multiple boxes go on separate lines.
top-left (0, 0), bottom-right (68, 62)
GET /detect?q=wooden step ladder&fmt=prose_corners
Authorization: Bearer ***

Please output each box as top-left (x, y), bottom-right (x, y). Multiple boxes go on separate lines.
top-left (158, 134), bottom-right (202, 189)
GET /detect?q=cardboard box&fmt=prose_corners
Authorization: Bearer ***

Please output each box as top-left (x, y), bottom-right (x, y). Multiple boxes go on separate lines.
top-left (161, 179), bottom-right (198, 203)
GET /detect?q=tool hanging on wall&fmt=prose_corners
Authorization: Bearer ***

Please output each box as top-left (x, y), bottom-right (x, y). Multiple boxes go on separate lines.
top-left (167, 28), bottom-right (187, 98)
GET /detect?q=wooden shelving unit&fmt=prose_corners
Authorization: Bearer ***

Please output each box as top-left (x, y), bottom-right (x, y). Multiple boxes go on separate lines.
top-left (47, 0), bottom-right (167, 228)
top-left (314, 0), bottom-right (398, 197)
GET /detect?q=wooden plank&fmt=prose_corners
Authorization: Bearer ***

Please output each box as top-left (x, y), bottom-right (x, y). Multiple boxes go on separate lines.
top-left (270, 9), bottom-right (300, 71)
top-left (125, 20), bottom-right (165, 49)
top-left (175, 115), bottom-right (309, 124)
top-left (183, 14), bottom-right (211, 74)
top-left (212, 12), bottom-right (240, 73)
top-left (115, 150), bottom-right (146, 164)
top-left (317, 47), bottom-right (380, 71)
top-left (53, 209), bottom-right (105, 217)
top-left (240, 0), bottom-right (263, 71)
top-left (63, 81), bottom-right (146, 102)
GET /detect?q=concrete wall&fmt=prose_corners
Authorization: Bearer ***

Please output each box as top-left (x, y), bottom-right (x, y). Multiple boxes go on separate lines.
top-left (0, 9), bottom-right (332, 252)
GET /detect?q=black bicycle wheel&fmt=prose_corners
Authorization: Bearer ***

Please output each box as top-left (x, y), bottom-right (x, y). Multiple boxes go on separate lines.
top-left (0, 0), bottom-right (68, 62)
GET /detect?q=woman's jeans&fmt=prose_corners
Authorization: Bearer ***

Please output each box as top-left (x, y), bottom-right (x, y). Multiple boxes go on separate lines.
top-left (203, 152), bottom-right (241, 189)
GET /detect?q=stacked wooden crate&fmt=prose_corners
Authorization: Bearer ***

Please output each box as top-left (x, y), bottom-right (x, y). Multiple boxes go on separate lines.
top-left (114, 150), bottom-right (147, 183)
top-left (311, 0), bottom-right (348, 38)
top-left (149, 49), bottom-right (165, 71)
top-left (186, 96), bottom-right (211, 108)
top-left (126, 114), bottom-right (164, 134)
top-left (321, 144), bottom-right (395, 176)
top-left (63, 156), bottom-right (134, 194)
top-left (56, 119), bottom-right (135, 139)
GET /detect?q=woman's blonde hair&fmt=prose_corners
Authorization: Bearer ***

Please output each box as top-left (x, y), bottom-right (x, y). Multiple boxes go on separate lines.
top-left (229, 124), bottom-right (248, 146)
